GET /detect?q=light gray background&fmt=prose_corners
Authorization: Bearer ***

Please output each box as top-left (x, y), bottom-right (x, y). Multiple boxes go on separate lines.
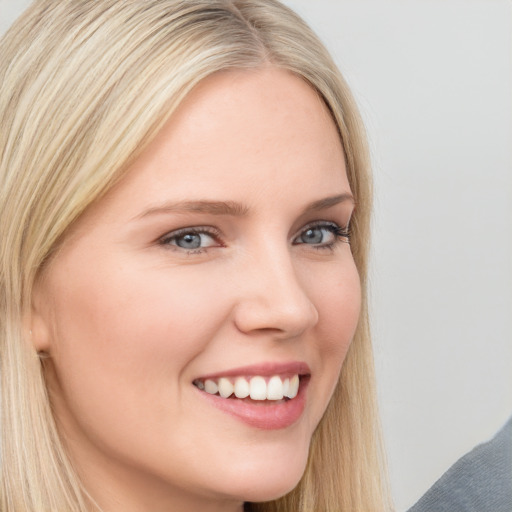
top-left (1, 1), bottom-right (511, 510)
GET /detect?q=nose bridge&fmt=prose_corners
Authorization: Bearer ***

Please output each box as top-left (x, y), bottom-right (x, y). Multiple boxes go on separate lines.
top-left (234, 237), bottom-right (319, 337)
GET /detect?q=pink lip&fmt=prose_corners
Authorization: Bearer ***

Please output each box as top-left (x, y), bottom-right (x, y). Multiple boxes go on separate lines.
top-left (194, 361), bottom-right (311, 430)
top-left (196, 361), bottom-right (311, 380)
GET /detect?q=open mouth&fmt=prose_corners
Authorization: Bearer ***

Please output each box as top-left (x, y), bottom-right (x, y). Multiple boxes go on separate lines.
top-left (193, 374), bottom-right (305, 402)
top-left (192, 365), bottom-right (311, 429)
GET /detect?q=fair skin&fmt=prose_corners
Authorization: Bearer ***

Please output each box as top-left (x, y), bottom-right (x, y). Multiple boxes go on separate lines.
top-left (32, 68), bottom-right (361, 512)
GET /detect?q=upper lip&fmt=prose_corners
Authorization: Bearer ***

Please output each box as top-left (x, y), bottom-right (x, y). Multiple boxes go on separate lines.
top-left (196, 361), bottom-right (311, 381)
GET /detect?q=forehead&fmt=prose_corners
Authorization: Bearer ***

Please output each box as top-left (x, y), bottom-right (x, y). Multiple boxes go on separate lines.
top-left (76, 67), bottom-right (349, 229)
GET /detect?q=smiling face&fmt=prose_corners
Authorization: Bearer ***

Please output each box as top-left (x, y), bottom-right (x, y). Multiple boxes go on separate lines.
top-left (32, 68), bottom-right (361, 512)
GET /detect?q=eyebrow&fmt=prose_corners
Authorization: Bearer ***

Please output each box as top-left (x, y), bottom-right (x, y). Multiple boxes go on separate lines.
top-left (306, 193), bottom-right (355, 211)
top-left (135, 193), bottom-right (355, 220)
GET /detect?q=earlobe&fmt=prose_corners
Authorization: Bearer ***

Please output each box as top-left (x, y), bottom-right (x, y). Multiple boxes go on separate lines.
top-left (30, 287), bottom-right (52, 354)
top-left (30, 316), bottom-right (51, 354)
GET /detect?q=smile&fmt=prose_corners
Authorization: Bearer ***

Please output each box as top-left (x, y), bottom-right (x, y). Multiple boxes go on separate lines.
top-left (192, 363), bottom-right (310, 430)
top-left (193, 374), bottom-right (300, 401)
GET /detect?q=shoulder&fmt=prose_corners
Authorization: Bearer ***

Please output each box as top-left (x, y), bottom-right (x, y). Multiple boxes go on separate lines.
top-left (408, 416), bottom-right (512, 512)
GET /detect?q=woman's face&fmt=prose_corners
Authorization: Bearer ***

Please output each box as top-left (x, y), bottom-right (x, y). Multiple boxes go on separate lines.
top-left (33, 68), bottom-right (361, 512)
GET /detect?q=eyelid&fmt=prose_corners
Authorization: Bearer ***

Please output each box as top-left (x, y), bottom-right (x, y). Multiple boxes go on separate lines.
top-left (293, 220), bottom-right (349, 238)
top-left (292, 220), bottom-right (351, 249)
top-left (159, 225), bottom-right (224, 247)
top-left (157, 219), bottom-right (351, 254)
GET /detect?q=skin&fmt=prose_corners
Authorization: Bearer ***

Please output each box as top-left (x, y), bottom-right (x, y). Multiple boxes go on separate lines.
top-left (32, 68), bottom-right (361, 512)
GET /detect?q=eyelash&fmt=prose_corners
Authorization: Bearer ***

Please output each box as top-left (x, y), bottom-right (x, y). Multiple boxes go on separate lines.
top-left (159, 226), bottom-right (223, 254)
top-left (159, 221), bottom-right (351, 254)
top-left (294, 222), bottom-right (351, 251)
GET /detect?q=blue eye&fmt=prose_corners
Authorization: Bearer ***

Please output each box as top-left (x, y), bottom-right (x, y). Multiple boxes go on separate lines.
top-left (160, 228), bottom-right (219, 251)
top-left (294, 223), bottom-right (350, 248)
top-left (298, 227), bottom-right (331, 244)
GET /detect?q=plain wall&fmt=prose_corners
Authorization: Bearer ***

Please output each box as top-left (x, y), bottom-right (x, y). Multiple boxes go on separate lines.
top-left (2, 1), bottom-right (511, 510)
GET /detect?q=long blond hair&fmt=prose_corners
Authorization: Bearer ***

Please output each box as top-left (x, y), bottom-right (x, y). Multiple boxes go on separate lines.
top-left (0, 1), bottom-right (391, 510)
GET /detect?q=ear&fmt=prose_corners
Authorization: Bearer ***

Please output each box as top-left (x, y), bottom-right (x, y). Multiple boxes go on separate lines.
top-left (30, 280), bottom-right (53, 354)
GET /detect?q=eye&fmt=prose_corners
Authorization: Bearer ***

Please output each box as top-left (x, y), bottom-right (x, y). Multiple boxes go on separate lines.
top-left (293, 222), bottom-right (350, 249)
top-left (160, 227), bottom-right (221, 252)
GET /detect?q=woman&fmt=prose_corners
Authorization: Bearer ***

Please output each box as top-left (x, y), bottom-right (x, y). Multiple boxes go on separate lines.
top-left (0, 1), bottom-right (391, 511)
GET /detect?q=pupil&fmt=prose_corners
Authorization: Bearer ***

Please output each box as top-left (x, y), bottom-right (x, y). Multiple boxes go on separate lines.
top-left (303, 228), bottom-right (323, 244)
top-left (177, 233), bottom-right (201, 249)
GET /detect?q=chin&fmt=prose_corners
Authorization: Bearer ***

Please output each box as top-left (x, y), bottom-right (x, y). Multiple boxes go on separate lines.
top-left (241, 479), bottom-right (301, 504)
top-left (220, 451), bottom-right (308, 504)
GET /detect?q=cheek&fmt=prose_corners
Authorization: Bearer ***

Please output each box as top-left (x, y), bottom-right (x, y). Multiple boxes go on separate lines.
top-left (312, 256), bottom-right (361, 351)
top-left (41, 256), bottom-right (240, 480)
top-left (51, 259), bottom-right (218, 354)
top-left (44, 258), bottom-right (228, 422)
top-left (305, 255), bottom-right (361, 397)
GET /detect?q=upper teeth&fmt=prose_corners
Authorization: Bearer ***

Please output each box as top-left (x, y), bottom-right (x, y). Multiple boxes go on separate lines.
top-left (195, 374), bottom-right (300, 400)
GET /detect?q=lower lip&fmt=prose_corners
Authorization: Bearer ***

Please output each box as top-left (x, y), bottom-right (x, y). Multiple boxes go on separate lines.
top-left (195, 377), bottom-right (309, 430)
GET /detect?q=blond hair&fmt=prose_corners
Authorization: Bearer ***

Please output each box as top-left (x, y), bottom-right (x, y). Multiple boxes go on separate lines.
top-left (0, 1), bottom-right (392, 510)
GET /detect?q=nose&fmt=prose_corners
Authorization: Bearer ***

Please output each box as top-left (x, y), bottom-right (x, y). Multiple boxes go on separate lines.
top-left (233, 245), bottom-right (319, 339)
